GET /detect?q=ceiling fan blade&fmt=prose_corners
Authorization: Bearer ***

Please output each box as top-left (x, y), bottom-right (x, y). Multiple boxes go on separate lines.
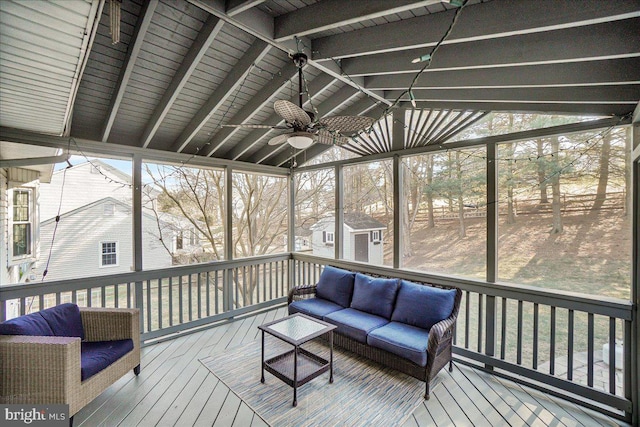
top-left (274, 100), bottom-right (311, 127)
top-left (222, 124), bottom-right (279, 129)
top-left (267, 134), bottom-right (289, 146)
top-left (315, 130), bottom-right (350, 146)
top-left (320, 116), bottom-right (376, 133)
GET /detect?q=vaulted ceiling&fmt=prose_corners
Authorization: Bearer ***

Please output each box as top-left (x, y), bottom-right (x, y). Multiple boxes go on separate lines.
top-left (1, 0), bottom-right (639, 169)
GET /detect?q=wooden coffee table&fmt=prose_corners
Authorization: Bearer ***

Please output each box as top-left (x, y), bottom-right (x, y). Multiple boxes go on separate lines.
top-left (258, 313), bottom-right (337, 406)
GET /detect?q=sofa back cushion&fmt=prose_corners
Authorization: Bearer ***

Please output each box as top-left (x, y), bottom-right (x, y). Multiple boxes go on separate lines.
top-left (0, 312), bottom-right (55, 336)
top-left (350, 273), bottom-right (399, 319)
top-left (39, 303), bottom-right (85, 339)
top-left (316, 266), bottom-right (355, 308)
top-left (391, 280), bottom-right (457, 330)
top-left (0, 303), bottom-right (84, 339)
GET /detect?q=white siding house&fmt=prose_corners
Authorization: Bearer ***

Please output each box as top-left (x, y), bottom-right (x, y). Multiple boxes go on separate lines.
top-left (310, 213), bottom-right (386, 265)
top-left (34, 198), bottom-right (171, 281)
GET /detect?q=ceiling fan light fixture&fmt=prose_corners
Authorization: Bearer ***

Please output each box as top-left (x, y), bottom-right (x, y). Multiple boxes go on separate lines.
top-left (288, 134), bottom-right (314, 149)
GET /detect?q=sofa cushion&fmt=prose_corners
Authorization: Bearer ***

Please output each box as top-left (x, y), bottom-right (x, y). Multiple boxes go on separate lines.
top-left (289, 298), bottom-right (344, 320)
top-left (391, 281), bottom-right (457, 330)
top-left (38, 303), bottom-right (85, 340)
top-left (350, 273), bottom-right (399, 319)
top-left (0, 312), bottom-right (54, 336)
top-left (315, 266), bottom-right (355, 308)
top-left (81, 339), bottom-right (134, 381)
top-left (367, 322), bottom-right (430, 367)
top-left (324, 308), bottom-right (389, 343)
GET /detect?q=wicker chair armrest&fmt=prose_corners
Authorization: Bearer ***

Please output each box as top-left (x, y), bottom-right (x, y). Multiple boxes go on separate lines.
top-left (287, 285), bottom-right (318, 304)
top-left (426, 315), bottom-right (457, 355)
top-left (0, 335), bottom-right (81, 404)
top-left (80, 308), bottom-right (139, 346)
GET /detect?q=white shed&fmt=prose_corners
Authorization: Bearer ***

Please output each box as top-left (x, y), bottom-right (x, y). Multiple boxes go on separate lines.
top-left (310, 213), bottom-right (386, 264)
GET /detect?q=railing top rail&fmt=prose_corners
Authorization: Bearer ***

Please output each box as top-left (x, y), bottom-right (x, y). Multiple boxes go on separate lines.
top-left (0, 253), bottom-right (291, 301)
top-left (292, 253), bottom-right (633, 320)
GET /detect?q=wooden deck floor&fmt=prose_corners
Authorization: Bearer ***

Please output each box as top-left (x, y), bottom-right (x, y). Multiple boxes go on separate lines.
top-left (74, 307), bottom-right (626, 427)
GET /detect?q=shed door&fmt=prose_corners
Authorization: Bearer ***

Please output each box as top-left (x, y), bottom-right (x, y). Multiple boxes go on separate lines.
top-left (354, 233), bottom-right (369, 262)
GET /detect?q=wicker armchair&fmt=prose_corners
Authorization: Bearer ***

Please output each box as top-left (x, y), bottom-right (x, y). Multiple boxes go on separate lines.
top-left (0, 307), bottom-right (140, 421)
top-left (288, 274), bottom-right (462, 399)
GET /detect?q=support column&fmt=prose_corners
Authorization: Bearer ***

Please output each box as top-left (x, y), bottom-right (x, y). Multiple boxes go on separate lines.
top-left (224, 166), bottom-right (234, 311)
top-left (485, 143), bottom-right (498, 364)
top-left (629, 108), bottom-right (639, 426)
top-left (288, 171), bottom-right (296, 288)
top-left (392, 109), bottom-right (405, 269)
top-left (335, 165), bottom-right (343, 260)
top-left (132, 154), bottom-right (144, 333)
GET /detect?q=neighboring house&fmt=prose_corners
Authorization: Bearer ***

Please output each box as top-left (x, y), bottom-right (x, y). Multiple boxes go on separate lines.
top-left (34, 198), bottom-right (172, 282)
top-left (311, 213), bottom-right (386, 264)
top-left (292, 227), bottom-right (312, 252)
top-left (1, 142), bottom-right (57, 285)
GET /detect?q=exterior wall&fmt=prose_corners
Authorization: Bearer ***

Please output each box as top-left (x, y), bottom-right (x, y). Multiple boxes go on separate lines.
top-left (1, 169), bottom-right (8, 285)
top-left (34, 202), bottom-right (171, 282)
top-left (311, 220), bottom-right (384, 265)
top-left (39, 162), bottom-right (131, 221)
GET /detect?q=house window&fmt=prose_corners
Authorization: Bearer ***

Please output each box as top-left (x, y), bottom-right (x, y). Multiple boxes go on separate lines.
top-left (100, 242), bottom-right (118, 267)
top-left (12, 189), bottom-right (32, 258)
top-left (104, 203), bottom-right (115, 216)
top-left (371, 230), bottom-right (381, 243)
top-left (176, 232), bottom-right (183, 250)
top-left (323, 231), bottom-right (334, 246)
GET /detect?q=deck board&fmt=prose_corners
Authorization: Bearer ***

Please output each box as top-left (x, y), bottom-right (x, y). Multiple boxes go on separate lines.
top-left (73, 307), bottom-right (627, 427)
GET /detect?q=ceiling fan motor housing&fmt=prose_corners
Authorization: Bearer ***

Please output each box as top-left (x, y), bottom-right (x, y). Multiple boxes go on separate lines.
top-left (292, 52), bottom-right (308, 68)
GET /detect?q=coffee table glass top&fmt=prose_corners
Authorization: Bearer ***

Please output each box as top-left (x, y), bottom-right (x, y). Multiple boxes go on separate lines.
top-left (268, 315), bottom-right (328, 341)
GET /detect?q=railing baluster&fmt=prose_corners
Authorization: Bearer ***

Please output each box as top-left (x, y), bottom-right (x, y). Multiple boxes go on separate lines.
top-left (56, 292), bottom-right (61, 307)
top-left (114, 284), bottom-right (119, 308)
top-left (234, 268), bottom-right (239, 309)
top-left (214, 272), bottom-right (219, 315)
top-left (169, 277), bottom-right (173, 326)
top-left (262, 263), bottom-right (267, 304)
top-left (269, 262), bottom-right (273, 300)
top-left (568, 309), bottom-right (574, 381)
top-left (87, 288), bottom-right (92, 307)
top-left (587, 313), bottom-right (594, 387)
top-left (38, 294), bottom-right (44, 311)
top-left (500, 297), bottom-right (507, 360)
top-left (464, 291), bottom-right (470, 349)
top-left (197, 273), bottom-right (202, 319)
top-left (178, 276), bottom-right (183, 324)
top-left (101, 286), bottom-right (106, 307)
top-left (20, 298), bottom-right (26, 315)
top-left (517, 300), bottom-right (523, 365)
top-left (158, 278), bottom-right (162, 330)
top-left (206, 272), bottom-right (211, 317)
top-left (127, 283), bottom-right (131, 308)
top-left (609, 317), bottom-right (616, 394)
top-left (72, 290), bottom-right (77, 305)
top-left (477, 293), bottom-right (483, 353)
top-left (188, 274), bottom-right (193, 321)
top-left (533, 303), bottom-right (539, 370)
top-left (550, 306), bottom-right (556, 375)
top-left (146, 280), bottom-right (152, 332)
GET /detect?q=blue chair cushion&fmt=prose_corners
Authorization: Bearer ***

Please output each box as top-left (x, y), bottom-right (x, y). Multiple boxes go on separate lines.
top-left (391, 281), bottom-right (457, 330)
top-left (289, 298), bottom-right (344, 320)
top-left (367, 322), bottom-right (431, 367)
top-left (324, 308), bottom-right (389, 343)
top-left (350, 273), bottom-right (399, 319)
top-left (38, 303), bottom-right (85, 340)
top-left (315, 266), bottom-right (355, 308)
top-left (81, 339), bottom-right (134, 381)
top-left (0, 312), bottom-right (54, 336)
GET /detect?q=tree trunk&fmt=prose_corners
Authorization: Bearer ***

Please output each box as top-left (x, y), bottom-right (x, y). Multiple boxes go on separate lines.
top-left (624, 127), bottom-right (632, 218)
top-left (455, 151), bottom-right (466, 238)
top-left (426, 156), bottom-right (435, 228)
top-left (506, 143), bottom-right (517, 224)
top-left (537, 140), bottom-right (549, 204)
top-left (550, 136), bottom-right (563, 234)
top-left (593, 131), bottom-right (611, 210)
top-left (402, 162), bottom-right (413, 258)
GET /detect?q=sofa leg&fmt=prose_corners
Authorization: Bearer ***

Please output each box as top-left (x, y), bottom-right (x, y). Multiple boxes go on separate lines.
top-left (69, 415), bottom-right (73, 427)
top-left (449, 359), bottom-right (454, 372)
top-left (424, 382), bottom-right (430, 400)
top-left (134, 364), bottom-right (141, 375)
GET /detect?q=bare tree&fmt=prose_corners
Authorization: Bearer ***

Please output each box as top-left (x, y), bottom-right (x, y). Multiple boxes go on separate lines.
top-left (549, 136), bottom-right (563, 234)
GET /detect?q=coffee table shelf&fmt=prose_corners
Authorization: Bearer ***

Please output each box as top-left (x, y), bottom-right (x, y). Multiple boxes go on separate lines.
top-left (264, 348), bottom-right (330, 388)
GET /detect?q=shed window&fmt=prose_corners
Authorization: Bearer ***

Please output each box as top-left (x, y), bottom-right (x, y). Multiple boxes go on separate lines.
top-left (371, 230), bottom-right (381, 243)
top-left (323, 231), bottom-right (334, 245)
top-left (100, 242), bottom-right (118, 267)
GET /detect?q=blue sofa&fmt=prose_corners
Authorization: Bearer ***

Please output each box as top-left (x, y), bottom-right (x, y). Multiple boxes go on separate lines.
top-left (288, 266), bottom-right (462, 399)
top-left (0, 303), bottom-right (140, 423)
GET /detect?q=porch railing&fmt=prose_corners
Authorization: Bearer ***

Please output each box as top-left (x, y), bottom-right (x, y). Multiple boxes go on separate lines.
top-left (0, 254), bottom-right (290, 343)
top-left (291, 254), bottom-right (634, 422)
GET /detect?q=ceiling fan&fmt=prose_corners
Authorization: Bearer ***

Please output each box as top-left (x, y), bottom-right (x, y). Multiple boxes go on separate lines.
top-left (223, 53), bottom-right (376, 149)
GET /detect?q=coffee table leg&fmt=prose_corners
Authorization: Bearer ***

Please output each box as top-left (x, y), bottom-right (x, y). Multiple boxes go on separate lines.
top-left (260, 330), bottom-right (265, 383)
top-left (329, 331), bottom-right (334, 383)
top-left (293, 347), bottom-right (298, 407)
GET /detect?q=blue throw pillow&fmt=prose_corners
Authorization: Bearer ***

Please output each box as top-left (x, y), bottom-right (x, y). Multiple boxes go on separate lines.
top-left (391, 280), bottom-right (456, 330)
top-left (350, 273), bottom-right (399, 319)
top-left (38, 303), bottom-right (85, 339)
top-left (0, 312), bottom-right (55, 336)
top-left (316, 266), bottom-right (355, 308)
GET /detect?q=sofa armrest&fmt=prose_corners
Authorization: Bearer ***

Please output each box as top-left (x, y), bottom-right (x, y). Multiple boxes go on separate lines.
top-left (287, 285), bottom-right (318, 304)
top-left (0, 335), bottom-right (81, 404)
top-left (80, 308), bottom-right (139, 347)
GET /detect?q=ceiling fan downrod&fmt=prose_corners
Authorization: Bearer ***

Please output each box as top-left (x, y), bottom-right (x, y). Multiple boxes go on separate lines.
top-left (292, 53), bottom-right (307, 108)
